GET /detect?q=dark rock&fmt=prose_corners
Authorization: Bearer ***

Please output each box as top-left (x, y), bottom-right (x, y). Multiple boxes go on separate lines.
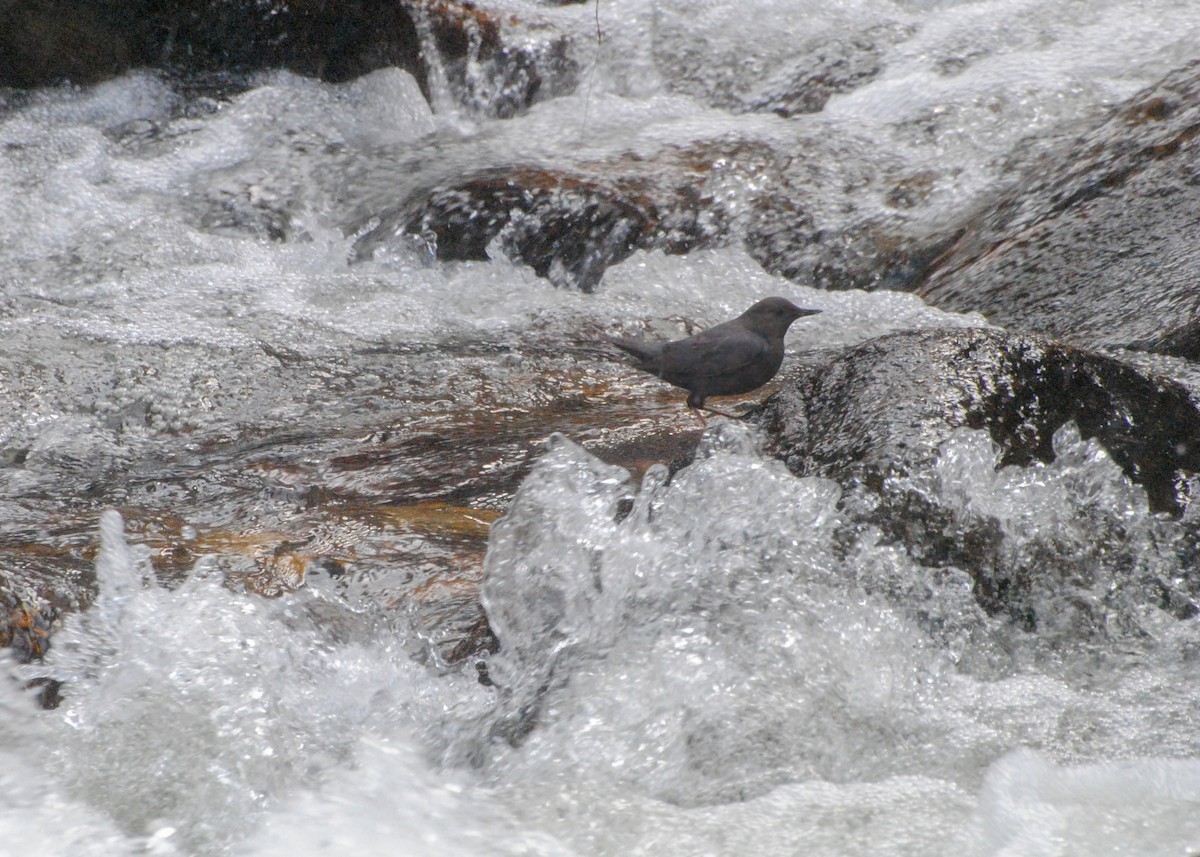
top-left (355, 107), bottom-right (958, 294)
top-left (751, 327), bottom-right (1200, 617)
top-left (0, 1), bottom-right (135, 88)
top-left (0, 1), bottom-right (575, 118)
top-left (1146, 319), bottom-right (1200, 361)
top-left (0, 0), bottom-right (422, 89)
top-left (755, 327), bottom-right (1200, 512)
top-left (746, 193), bottom-right (961, 292)
top-left (918, 60), bottom-right (1200, 358)
top-left (357, 168), bottom-right (654, 292)
top-left (354, 141), bottom-right (777, 291)
top-left (171, 0), bottom-right (425, 86)
top-left (732, 125), bottom-right (965, 292)
top-left (357, 128), bottom-right (962, 292)
top-left (658, 19), bottom-right (911, 118)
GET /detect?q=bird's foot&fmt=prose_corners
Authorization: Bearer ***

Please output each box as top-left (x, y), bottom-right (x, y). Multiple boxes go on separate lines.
top-left (698, 404), bottom-right (743, 420)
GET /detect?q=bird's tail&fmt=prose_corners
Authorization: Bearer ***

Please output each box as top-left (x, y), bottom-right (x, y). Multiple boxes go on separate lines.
top-left (607, 335), bottom-right (662, 366)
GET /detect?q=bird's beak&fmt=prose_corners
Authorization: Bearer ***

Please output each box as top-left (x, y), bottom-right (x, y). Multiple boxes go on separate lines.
top-left (794, 307), bottom-right (822, 318)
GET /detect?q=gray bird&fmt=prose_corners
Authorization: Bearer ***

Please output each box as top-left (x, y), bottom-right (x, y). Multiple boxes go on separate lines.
top-left (609, 297), bottom-right (821, 422)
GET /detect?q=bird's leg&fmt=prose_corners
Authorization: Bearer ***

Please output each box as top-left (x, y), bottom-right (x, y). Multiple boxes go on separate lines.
top-left (699, 403), bottom-right (742, 419)
top-left (686, 392), bottom-right (741, 423)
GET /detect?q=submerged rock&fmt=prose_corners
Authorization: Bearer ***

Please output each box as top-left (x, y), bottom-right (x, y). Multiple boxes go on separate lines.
top-left (358, 133), bottom-right (955, 293)
top-left (919, 60), bottom-right (1200, 358)
top-left (734, 127), bottom-right (964, 293)
top-left (752, 327), bottom-right (1200, 618)
top-left (743, 23), bottom-right (914, 117)
top-left (655, 11), bottom-right (912, 118)
top-left (745, 191), bottom-right (959, 293)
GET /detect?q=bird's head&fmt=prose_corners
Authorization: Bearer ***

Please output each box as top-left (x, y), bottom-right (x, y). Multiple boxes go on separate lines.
top-left (741, 296), bottom-right (822, 335)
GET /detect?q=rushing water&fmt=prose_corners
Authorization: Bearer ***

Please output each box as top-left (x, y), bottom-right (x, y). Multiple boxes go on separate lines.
top-left (3, 0), bottom-right (1200, 854)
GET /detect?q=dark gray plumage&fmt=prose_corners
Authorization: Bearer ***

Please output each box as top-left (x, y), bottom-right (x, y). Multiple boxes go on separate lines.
top-left (610, 296), bottom-right (821, 421)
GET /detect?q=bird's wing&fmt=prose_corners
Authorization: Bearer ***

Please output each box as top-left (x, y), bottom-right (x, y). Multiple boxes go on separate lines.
top-left (657, 327), bottom-right (766, 382)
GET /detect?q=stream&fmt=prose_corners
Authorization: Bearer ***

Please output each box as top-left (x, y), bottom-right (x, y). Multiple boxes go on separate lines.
top-left (2, 0), bottom-right (1200, 854)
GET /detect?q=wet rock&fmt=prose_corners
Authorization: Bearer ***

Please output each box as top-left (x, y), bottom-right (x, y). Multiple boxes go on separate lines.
top-left (755, 327), bottom-right (1200, 513)
top-left (0, 335), bottom-right (703, 672)
top-left (746, 194), bottom-right (959, 292)
top-left (0, 594), bottom-right (58, 663)
top-left (744, 23), bottom-right (914, 117)
top-left (656, 14), bottom-right (911, 118)
top-left (0, 1), bottom-right (576, 118)
top-left (736, 130), bottom-right (963, 292)
top-left (0, 0), bottom-right (422, 89)
top-left (357, 125), bottom-right (955, 293)
top-left (355, 141), bottom-right (776, 291)
top-left (0, 1), bottom-right (135, 89)
top-left (397, 168), bottom-right (661, 293)
top-left (751, 327), bottom-right (1200, 616)
top-left (918, 61), bottom-right (1200, 358)
top-left (408, 0), bottom-right (577, 117)
top-left (162, 0), bottom-right (425, 86)
top-left (0, 593), bottom-right (62, 708)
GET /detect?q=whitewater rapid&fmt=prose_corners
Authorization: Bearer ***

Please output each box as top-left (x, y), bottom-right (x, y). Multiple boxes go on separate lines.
top-left (3, 0), bottom-right (1200, 854)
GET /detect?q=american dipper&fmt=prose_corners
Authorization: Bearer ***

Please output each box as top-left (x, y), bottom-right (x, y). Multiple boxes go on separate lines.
top-left (609, 297), bottom-right (821, 422)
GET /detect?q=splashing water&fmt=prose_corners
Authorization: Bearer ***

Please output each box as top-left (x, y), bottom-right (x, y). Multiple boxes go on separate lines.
top-left (449, 424), bottom-right (1200, 854)
top-left (10, 512), bottom-right (498, 855)
top-left (4, 422), bottom-right (1200, 855)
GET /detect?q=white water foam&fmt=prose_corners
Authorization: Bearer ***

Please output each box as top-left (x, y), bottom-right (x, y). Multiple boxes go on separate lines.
top-left (6, 423), bottom-right (1198, 855)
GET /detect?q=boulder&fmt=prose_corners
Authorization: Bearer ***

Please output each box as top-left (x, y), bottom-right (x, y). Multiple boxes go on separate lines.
top-left (0, 1), bottom-right (135, 88)
top-left (751, 327), bottom-right (1200, 618)
top-left (918, 61), bottom-right (1200, 358)
top-left (755, 326), bottom-right (1200, 513)
top-left (0, 0), bottom-right (575, 117)
top-left (0, 0), bottom-right (421, 88)
top-left (354, 141), bottom-right (778, 291)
